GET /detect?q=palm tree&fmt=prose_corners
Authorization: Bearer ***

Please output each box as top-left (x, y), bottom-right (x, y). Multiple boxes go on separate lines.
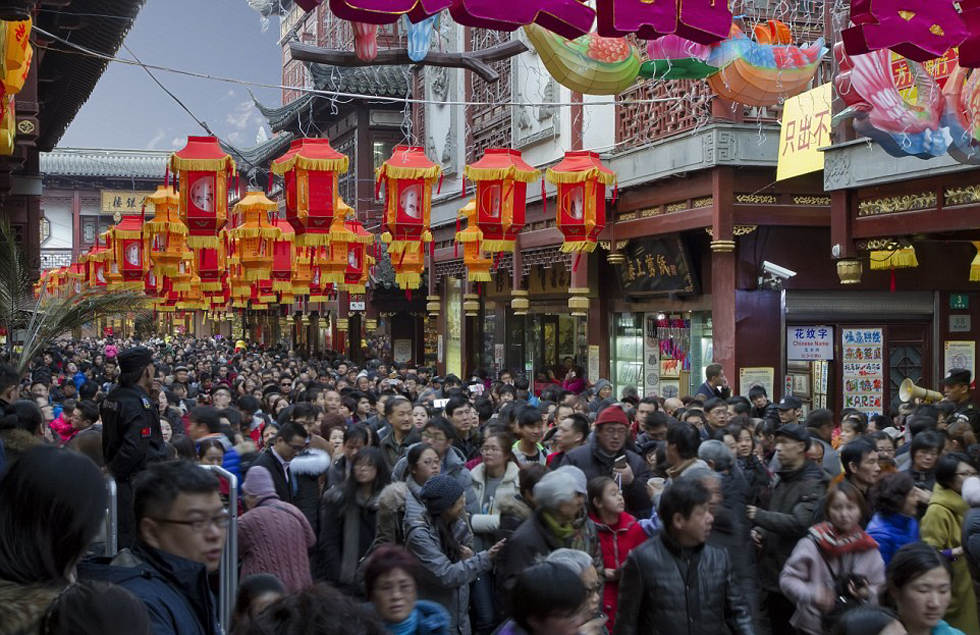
top-left (0, 221), bottom-right (149, 374)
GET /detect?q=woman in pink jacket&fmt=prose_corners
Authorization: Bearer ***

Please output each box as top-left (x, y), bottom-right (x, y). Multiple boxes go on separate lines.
top-left (780, 480), bottom-right (886, 635)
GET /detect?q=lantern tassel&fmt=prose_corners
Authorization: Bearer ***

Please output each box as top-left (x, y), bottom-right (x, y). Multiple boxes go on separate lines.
top-left (461, 175), bottom-right (466, 198)
top-left (164, 164), bottom-right (169, 188)
top-left (612, 182), bottom-right (618, 204)
top-left (573, 253), bottom-right (582, 272)
top-left (437, 173), bottom-right (443, 195)
top-left (541, 180), bottom-right (547, 217)
top-left (454, 216), bottom-right (460, 258)
top-left (890, 269), bottom-right (896, 293)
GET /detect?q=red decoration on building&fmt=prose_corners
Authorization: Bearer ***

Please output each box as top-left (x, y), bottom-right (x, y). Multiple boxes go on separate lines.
top-left (843, 0), bottom-right (968, 63)
top-left (546, 151), bottom-right (616, 253)
top-left (272, 138), bottom-right (349, 246)
top-left (464, 148), bottom-right (540, 252)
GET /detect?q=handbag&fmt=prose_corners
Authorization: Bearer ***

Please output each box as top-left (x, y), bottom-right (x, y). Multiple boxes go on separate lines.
top-left (811, 538), bottom-right (868, 632)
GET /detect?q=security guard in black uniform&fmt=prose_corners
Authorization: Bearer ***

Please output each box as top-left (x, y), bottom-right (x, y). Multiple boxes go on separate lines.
top-left (101, 346), bottom-right (165, 548)
top-left (942, 368), bottom-right (979, 431)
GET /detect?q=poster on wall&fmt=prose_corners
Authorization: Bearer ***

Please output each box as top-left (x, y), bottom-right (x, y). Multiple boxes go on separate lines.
top-left (739, 367), bottom-right (774, 400)
top-left (787, 326), bottom-right (834, 361)
top-left (644, 314), bottom-right (660, 398)
top-left (841, 327), bottom-right (884, 415)
top-left (588, 345), bottom-right (600, 384)
top-left (944, 341), bottom-right (977, 384)
top-left (394, 339), bottom-right (413, 364)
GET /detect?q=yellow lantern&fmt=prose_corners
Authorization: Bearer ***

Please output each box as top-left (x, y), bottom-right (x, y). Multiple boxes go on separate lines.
top-left (230, 191), bottom-right (281, 282)
top-left (143, 186), bottom-right (186, 276)
top-left (455, 199), bottom-right (493, 283)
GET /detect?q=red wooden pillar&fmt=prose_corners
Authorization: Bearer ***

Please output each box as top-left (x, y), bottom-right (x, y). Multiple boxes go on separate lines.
top-left (710, 167), bottom-right (737, 380)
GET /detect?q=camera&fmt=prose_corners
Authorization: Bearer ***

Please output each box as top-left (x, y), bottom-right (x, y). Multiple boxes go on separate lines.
top-left (762, 261), bottom-right (797, 280)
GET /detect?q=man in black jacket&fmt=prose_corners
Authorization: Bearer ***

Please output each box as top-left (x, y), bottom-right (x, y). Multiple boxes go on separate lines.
top-left (559, 406), bottom-right (652, 518)
top-left (249, 421), bottom-right (309, 504)
top-left (614, 479), bottom-right (755, 635)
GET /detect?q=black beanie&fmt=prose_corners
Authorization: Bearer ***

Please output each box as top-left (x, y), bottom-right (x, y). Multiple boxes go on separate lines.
top-left (420, 474), bottom-right (465, 516)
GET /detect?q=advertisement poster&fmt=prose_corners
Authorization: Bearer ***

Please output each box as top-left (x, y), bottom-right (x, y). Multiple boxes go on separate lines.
top-left (643, 314), bottom-right (660, 397)
top-left (841, 328), bottom-right (884, 414)
top-left (944, 341), bottom-right (976, 383)
top-left (787, 326), bottom-right (834, 361)
top-left (739, 367), bottom-right (774, 400)
top-left (588, 345), bottom-right (600, 383)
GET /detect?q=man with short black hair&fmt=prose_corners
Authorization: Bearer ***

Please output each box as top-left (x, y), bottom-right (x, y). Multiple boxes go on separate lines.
top-left (696, 363), bottom-right (731, 401)
top-left (79, 461), bottom-right (225, 635)
top-left (379, 396), bottom-right (417, 469)
top-left (614, 479), bottom-right (754, 635)
top-left (548, 412), bottom-right (590, 467)
top-left (250, 421), bottom-right (309, 504)
top-left (665, 422), bottom-right (707, 483)
top-left (703, 398), bottom-right (730, 436)
top-left (801, 407), bottom-right (842, 477)
top-left (446, 394), bottom-right (480, 460)
top-left (775, 395), bottom-right (803, 425)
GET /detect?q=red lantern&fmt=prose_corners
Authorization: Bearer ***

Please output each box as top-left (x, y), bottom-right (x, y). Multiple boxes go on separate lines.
top-left (378, 145), bottom-right (440, 255)
top-left (171, 136), bottom-right (236, 248)
top-left (109, 213), bottom-right (147, 290)
top-left (546, 151), bottom-right (616, 253)
top-left (464, 148), bottom-right (540, 252)
top-left (271, 217), bottom-right (296, 295)
top-left (271, 138), bottom-right (349, 246)
top-left (196, 246), bottom-right (226, 293)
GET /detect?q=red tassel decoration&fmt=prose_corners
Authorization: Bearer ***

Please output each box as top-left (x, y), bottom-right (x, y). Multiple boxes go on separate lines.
top-left (461, 175), bottom-right (466, 198)
top-left (612, 182), bottom-right (618, 204)
top-left (541, 180), bottom-right (547, 217)
top-left (890, 269), bottom-right (896, 293)
top-left (454, 216), bottom-right (460, 258)
top-left (164, 165), bottom-right (170, 188)
top-left (437, 174), bottom-right (443, 195)
top-left (573, 253), bottom-right (582, 273)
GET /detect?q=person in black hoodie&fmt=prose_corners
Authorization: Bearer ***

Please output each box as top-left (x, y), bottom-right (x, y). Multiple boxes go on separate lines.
top-left (79, 460), bottom-right (225, 635)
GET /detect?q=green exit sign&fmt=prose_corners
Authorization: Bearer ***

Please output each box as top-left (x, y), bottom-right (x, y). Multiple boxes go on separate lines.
top-left (951, 294), bottom-right (970, 310)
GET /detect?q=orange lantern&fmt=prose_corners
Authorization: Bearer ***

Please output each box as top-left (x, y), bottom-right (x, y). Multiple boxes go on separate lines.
top-left (171, 136), bottom-right (235, 248)
top-left (144, 269), bottom-right (164, 303)
top-left (171, 252), bottom-right (194, 293)
top-left (464, 148), bottom-right (540, 252)
top-left (66, 262), bottom-right (86, 296)
top-left (378, 146), bottom-right (440, 256)
top-left (230, 191), bottom-right (280, 282)
top-left (455, 200), bottom-right (493, 282)
top-left (82, 243), bottom-right (108, 290)
top-left (309, 247), bottom-right (332, 302)
top-left (390, 244), bottom-right (426, 290)
top-left (108, 213), bottom-right (146, 290)
top-left (177, 272), bottom-right (206, 311)
top-left (272, 138), bottom-right (349, 246)
top-left (322, 197), bottom-right (373, 290)
top-left (546, 151), bottom-right (616, 253)
top-left (143, 186), bottom-right (186, 277)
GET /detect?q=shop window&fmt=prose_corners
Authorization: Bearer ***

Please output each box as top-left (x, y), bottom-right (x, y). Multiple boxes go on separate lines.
top-left (889, 344), bottom-right (923, 411)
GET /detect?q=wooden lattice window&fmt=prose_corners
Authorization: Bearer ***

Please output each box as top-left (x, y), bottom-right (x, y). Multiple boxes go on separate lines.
top-left (467, 29), bottom-right (512, 163)
top-left (616, 79), bottom-right (713, 150)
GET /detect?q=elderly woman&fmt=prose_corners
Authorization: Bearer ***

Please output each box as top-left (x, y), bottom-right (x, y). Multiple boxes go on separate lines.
top-left (363, 545), bottom-right (452, 635)
top-left (496, 466), bottom-right (602, 594)
top-left (544, 549), bottom-right (607, 635)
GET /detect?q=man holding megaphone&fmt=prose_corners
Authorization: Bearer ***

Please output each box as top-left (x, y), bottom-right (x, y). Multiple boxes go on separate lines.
top-left (941, 368), bottom-right (979, 428)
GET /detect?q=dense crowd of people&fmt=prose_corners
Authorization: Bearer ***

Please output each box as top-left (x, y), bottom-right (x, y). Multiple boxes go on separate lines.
top-left (1, 335), bottom-right (980, 635)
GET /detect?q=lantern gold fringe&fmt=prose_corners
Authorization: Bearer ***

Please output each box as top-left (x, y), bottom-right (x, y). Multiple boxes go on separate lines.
top-left (386, 241), bottom-right (417, 254)
top-left (342, 283), bottom-right (367, 294)
top-left (482, 239), bottom-right (515, 252)
top-left (150, 265), bottom-right (180, 276)
top-left (177, 301), bottom-right (206, 310)
top-left (395, 272), bottom-right (422, 289)
top-left (272, 156), bottom-right (349, 174)
top-left (170, 156), bottom-right (235, 172)
top-left (377, 164), bottom-right (441, 180)
top-left (232, 227), bottom-right (280, 239)
top-left (456, 232), bottom-right (481, 243)
top-left (252, 303), bottom-right (269, 310)
top-left (227, 256), bottom-right (240, 264)
top-left (243, 269), bottom-right (272, 281)
top-left (323, 273), bottom-right (345, 284)
top-left (172, 282), bottom-right (191, 292)
top-left (349, 233), bottom-right (373, 244)
top-left (560, 240), bottom-right (599, 253)
top-left (293, 284), bottom-right (310, 294)
top-left (272, 281), bottom-right (293, 292)
top-left (259, 295), bottom-right (276, 303)
top-left (157, 305), bottom-right (176, 313)
top-left (309, 294), bottom-right (329, 302)
top-left (145, 224), bottom-right (188, 237)
top-left (112, 229), bottom-right (144, 240)
top-left (464, 166), bottom-right (540, 183)
top-left (187, 235), bottom-right (222, 249)
top-left (201, 281), bottom-right (224, 292)
top-left (869, 248), bottom-right (918, 270)
top-left (467, 271), bottom-right (492, 282)
top-left (971, 242), bottom-right (980, 282)
top-left (298, 233), bottom-right (333, 247)
top-left (546, 169), bottom-right (617, 186)
top-left (277, 232), bottom-right (294, 242)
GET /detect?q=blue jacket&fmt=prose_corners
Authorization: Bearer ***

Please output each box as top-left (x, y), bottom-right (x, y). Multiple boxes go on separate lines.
top-left (77, 543), bottom-right (220, 635)
top-left (866, 512), bottom-right (919, 566)
top-left (371, 599), bottom-right (451, 635)
top-left (934, 620), bottom-right (967, 635)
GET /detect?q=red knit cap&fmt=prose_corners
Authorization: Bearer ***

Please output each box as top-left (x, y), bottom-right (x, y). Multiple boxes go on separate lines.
top-left (595, 406), bottom-right (629, 427)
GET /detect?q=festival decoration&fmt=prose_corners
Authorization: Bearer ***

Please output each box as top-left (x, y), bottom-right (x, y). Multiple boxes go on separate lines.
top-left (869, 245), bottom-right (919, 271)
top-left (595, 0), bottom-right (732, 44)
top-left (463, 148), bottom-right (539, 252)
top-left (524, 24), bottom-right (640, 95)
top-left (640, 35), bottom-right (715, 80)
top-left (66, 262), bottom-right (86, 296)
top-left (195, 246), bottom-right (226, 293)
top-left (340, 207), bottom-right (375, 294)
top-left (3, 27), bottom-right (31, 95)
top-left (271, 217), bottom-right (296, 296)
top-left (353, 22), bottom-right (379, 61)
top-left (143, 186), bottom-right (186, 277)
top-left (230, 191), bottom-right (281, 282)
top-left (171, 252), bottom-right (195, 293)
top-left (171, 136), bottom-right (236, 248)
top-left (108, 213), bottom-right (147, 291)
top-left (455, 199), bottom-right (493, 282)
top-left (309, 247), bottom-right (333, 302)
top-left (971, 242), bottom-right (980, 283)
top-left (0, 95), bottom-right (14, 156)
top-left (404, 13), bottom-right (437, 61)
top-left (842, 0), bottom-right (968, 64)
top-left (83, 243), bottom-right (109, 290)
top-left (378, 145), bottom-right (439, 255)
top-left (272, 137), bottom-right (349, 246)
top-left (546, 151), bottom-right (616, 254)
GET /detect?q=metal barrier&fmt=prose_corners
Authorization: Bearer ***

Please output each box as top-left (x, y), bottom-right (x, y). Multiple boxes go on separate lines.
top-left (199, 464), bottom-right (238, 633)
top-left (105, 475), bottom-right (118, 558)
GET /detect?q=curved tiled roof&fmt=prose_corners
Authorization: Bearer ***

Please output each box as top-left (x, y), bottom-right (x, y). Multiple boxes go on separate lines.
top-left (221, 131), bottom-right (296, 178)
top-left (40, 148), bottom-right (169, 179)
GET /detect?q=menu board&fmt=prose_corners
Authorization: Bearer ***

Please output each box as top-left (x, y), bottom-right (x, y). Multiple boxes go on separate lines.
top-left (841, 328), bottom-right (884, 415)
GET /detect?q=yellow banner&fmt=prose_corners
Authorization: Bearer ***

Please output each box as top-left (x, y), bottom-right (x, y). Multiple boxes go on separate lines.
top-left (777, 83), bottom-right (833, 182)
top-left (101, 189), bottom-right (154, 215)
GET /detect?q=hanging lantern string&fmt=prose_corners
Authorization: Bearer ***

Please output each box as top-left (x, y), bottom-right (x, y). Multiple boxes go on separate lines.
top-left (573, 253), bottom-right (582, 273)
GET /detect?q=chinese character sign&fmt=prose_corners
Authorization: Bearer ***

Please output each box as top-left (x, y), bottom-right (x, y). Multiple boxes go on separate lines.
top-left (101, 190), bottom-right (153, 215)
top-left (842, 327), bottom-right (885, 415)
top-left (787, 325), bottom-right (834, 361)
top-left (777, 83), bottom-right (833, 181)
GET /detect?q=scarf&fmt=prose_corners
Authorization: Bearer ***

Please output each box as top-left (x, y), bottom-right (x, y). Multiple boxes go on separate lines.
top-left (385, 606), bottom-right (420, 635)
top-left (542, 509), bottom-right (576, 541)
top-left (808, 521), bottom-right (878, 558)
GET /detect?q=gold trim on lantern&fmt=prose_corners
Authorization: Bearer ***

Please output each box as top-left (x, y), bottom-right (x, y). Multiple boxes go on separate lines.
top-left (546, 168), bottom-right (617, 186)
top-left (869, 247), bottom-right (918, 270)
top-left (464, 165), bottom-right (540, 183)
top-left (272, 155), bottom-right (349, 174)
top-left (375, 164), bottom-right (441, 181)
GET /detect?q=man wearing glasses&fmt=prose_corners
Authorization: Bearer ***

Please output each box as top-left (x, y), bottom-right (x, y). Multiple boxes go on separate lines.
top-left (79, 461), bottom-right (227, 635)
top-left (250, 421), bottom-right (310, 504)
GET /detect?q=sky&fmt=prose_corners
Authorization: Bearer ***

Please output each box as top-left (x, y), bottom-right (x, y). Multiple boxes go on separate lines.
top-left (58, 0), bottom-right (286, 151)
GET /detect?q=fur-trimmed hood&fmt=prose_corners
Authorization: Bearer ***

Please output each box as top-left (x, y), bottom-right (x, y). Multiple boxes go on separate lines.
top-left (0, 580), bottom-right (61, 635)
top-left (289, 448), bottom-right (331, 477)
top-left (378, 481), bottom-right (409, 512)
top-left (498, 493), bottom-right (533, 522)
top-left (0, 429), bottom-right (43, 460)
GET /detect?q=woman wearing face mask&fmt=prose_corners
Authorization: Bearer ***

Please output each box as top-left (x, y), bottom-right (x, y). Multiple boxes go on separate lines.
top-left (780, 480), bottom-right (886, 635)
top-left (919, 454), bottom-right (980, 633)
top-left (885, 542), bottom-right (967, 635)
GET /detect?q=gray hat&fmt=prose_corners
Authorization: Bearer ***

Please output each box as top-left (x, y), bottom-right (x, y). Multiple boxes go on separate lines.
top-left (420, 474), bottom-right (465, 515)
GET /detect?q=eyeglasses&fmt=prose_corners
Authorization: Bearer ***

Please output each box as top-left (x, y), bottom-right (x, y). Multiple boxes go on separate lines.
top-left (288, 441), bottom-right (309, 452)
top-left (422, 432), bottom-right (447, 442)
top-left (375, 582), bottom-right (414, 597)
top-left (150, 513), bottom-right (230, 532)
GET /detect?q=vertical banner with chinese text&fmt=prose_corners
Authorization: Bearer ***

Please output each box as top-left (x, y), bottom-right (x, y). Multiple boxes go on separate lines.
top-left (842, 327), bottom-right (884, 415)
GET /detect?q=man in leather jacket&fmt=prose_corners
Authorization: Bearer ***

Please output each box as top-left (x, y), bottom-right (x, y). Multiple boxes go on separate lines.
top-left (613, 480), bottom-right (755, 635)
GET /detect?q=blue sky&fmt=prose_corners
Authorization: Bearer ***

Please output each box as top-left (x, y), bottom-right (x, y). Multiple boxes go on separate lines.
top-left (59, 0), bottom-right (286, 151)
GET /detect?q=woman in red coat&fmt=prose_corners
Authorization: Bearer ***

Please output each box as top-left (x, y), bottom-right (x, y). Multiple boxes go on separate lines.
top-left (587, 475), bottom-right (649, 631)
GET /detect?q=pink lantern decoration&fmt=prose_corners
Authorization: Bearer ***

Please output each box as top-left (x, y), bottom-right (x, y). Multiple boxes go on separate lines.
top-left (353, 22), bottom-right (380, 61)
top-left (596, 0), bottom-right (731, 44)
top-left (842, 0), bottom-right (967, 63)
top-left (449, 0), bottom-right (596, 40)
top-left (328, 0), bottom-right (448, 24)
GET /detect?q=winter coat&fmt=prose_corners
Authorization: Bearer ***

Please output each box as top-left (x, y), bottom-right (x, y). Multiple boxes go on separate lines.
top-left (963, 480), bottom-right (980, 590)
top-left (737, 454), bottom-right (771, 506)
top-left (711, 468), bottom-right (760, 627)
top-left (866, 512), bottom-right (919, 565)
top-left (497, 493), bottom-right (533, 542)
top-left (289, 449), bottom-right (331, 534)
top-left (465, 462), bottom-right (520, 550)
top-left (563, 375), bottom-right (586, 395)
top-left (404, 512), bottom-right (491, 635)
top-left (591, 511), bottom-right (648, 632)
top-left (376, 481), bottom-right (412, 547)
top-left (751, 461), bottom-right (828, 592)
top-left (779, 535), bottom-right (885, 635)
top-left (239, 496), bottom-right (316, 593)
top-left (0, 580), bottom-right (61, 635)
top-left (250, 448), bottom-right (294, 504)
top-left (316, 486), bottom-right (380, 589)
top-left (77, 543), bottom-right (220, 635)
top-left (613, 533), bottom-right (754, 635)
top-left (931, 621), bottom-right (969, 635)
top-left (558, 437), bottom-right (653, 518)
top-left (379, 429), bottom-right (419, 471)
top-left (0, 428), bottom-right (42, 469)
top-left (921, 484), bottom-right (980, 634)
top-left (393, 444), bottom-right (476, 510)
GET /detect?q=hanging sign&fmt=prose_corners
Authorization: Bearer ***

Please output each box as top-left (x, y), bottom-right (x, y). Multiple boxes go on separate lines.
top-left (615, 235), bottom-right (697, 296)
top-left (776, 83), bottom-right (833, 181)
top-left (643, 314), bottom-right (660, 398)
top-left (841, 327), bottom-right (884, 415)
top-left (787, 326), bottom-right (834, 361)
top-left (101, 190), bottom-right (153, 215)
top-left (842, 0), bottom-right (977, 65)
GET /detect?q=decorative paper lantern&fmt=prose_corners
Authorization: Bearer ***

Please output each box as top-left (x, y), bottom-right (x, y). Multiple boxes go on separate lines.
top-left (83, 243), bottom-right (109, 290)
top-left (171, 252), bottom-right (195, 293)
top-left (340, 214), bottom-right (374, 295)
top-left (292, 243), bottom-right (314, 296)
top-left (595, 0), bottom-right (732, 44)
top-left (195, 246), bottom-right (226, 293)
top-left (639, 35), bottom-right (716, 80)
top-left (971, 242), bottom-right (980, 283)
top-left (271, 217), bottom-right (296, 295)
top-left (108, 213), bottom-right (147, 291)
top-left (66, 262), bottom-right (86, 295)
top-left (464, 148), bottom-right (539, 252)
top-left (2, 17), bottom-right (31, 75)
top-left (271, 137), bottom-right (349, 246)
top-left (0, 95), bottom-right (14, 156)
top-left (143, 186), bottom-right (186, 276)
top-left (4, 38), bottom-right (30, 95)
top-left (390, 243), bottom-right (426, 290)
top-left (405, 13), bottom-right (437, 61)
top-left (869, 245), bottom-right (919, 270)
top-left (455, 199), bottom-right (493, 282)
top-left (309, 247), bottom-right (332, 302)
top-left (230, 191), bottom-right (280, 282)
top-left (171, 136), bottom-right (236, 248)
top-left (523, 24), bottom-right (641, 95)
top-left (323, 197), bottom-right (374, 294)
top-left (378, 146), bottom-right (440, 256)
top-left (449, 0), bottom-right (594, 39)
top-left (546, 151), bottom-right (616, 253)
top-left (177, 273), bottom-right (206, 311)
top-left (353, 22), bottom-right (379, 61)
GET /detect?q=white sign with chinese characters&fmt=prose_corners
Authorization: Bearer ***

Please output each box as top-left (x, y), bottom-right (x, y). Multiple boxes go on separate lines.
top-left (787, 326), bottom-right (835, 361)
top-left (842, 327), bottom-right (884, 415)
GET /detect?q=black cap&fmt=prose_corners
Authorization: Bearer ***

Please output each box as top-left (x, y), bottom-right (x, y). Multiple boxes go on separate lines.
top-left (776, 396), bottom-right (803, 410)
top-left (261, 385), bottom-right (281, 399)
top-left (942, 369), bottom-right (972, 386)
top-left (774, 423), bottom-right (811, 449)
top-left (117, 347), bottom-right (153, 374)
